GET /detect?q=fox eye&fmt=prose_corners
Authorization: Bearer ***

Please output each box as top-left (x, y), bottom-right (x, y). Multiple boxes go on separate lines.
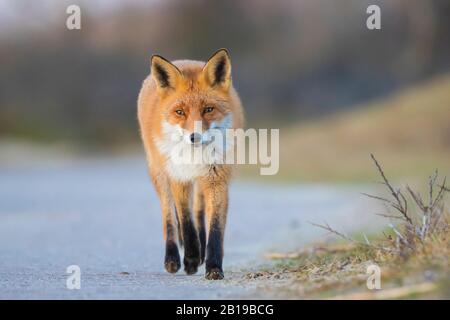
top-left (203, 106), bottom-right (214, 114)
top-left (175, 109), bottom-right (185, 116)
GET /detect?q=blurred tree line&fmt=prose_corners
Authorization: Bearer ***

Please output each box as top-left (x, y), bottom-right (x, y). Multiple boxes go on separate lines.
top-left (0, 0), bottom-right (449, 146)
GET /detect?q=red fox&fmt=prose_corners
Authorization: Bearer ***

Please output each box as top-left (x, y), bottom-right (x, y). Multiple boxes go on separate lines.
top-left (138, 49), bottom-right (244, 279)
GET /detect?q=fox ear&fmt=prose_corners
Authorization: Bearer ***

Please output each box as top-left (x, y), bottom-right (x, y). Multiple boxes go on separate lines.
top-left (202, 49), bottom-right (231, 89)
top-left (151, 55), bottom-right (182, 90)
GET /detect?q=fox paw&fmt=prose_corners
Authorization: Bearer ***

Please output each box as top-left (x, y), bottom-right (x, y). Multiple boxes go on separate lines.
top-left (205, 267), bottom-right (224, 280)
top-left (184, 256), bottom-right (200, 275)
top-left (164, 249), bottom-right (181, 274)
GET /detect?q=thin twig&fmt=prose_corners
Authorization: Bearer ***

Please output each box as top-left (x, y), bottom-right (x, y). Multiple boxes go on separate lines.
top-left (406, 186), bottom-right (426, 212)
top-left (308, 221), bottom-right (356, 243)
top-left (429, 170), bottom-right (438, 208)
top-left (370, 154), bottom-right (413, 224)
top-left (375, 213), bottom-right (406, 221)
top-left (431, 177), bottom-right (447, 209)
top-left (308, 221), bottom-right (394, 252)
top-left (361, 192), bottom-right (393, 204)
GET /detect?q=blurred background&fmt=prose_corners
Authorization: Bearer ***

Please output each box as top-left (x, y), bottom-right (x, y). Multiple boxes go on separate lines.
top-left (0, 0), bottom-right (449, 181)
top-left (0, 0), bottom-right (449, 300)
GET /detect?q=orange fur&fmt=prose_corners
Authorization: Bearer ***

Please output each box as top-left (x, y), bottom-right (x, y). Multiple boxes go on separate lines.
top-left (137, 49), bottom-right (244, 279)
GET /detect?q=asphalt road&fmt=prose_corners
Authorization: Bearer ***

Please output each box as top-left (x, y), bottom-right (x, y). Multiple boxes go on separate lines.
top-left (0, 155), bottom-right (381, 299)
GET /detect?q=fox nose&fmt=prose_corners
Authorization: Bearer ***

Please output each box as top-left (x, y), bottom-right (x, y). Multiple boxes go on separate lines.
top-left (190, 132), bottom-right (202, 144)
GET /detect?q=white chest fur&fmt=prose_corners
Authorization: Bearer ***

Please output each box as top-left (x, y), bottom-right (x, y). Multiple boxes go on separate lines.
top-left (155, 118), bottom-right (233, 182)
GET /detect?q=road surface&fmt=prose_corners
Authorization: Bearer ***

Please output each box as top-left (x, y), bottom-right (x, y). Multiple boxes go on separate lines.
top-left (0, 155), bottom-right (382, 299)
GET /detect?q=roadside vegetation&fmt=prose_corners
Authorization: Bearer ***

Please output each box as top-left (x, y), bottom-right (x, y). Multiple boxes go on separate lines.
top-left (245, 155), bottom-right (449, 299)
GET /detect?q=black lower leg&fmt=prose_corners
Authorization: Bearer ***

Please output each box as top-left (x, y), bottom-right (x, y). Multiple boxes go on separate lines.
top-left (196, 210), bottom-right (206, 264)
top-left (205, 222), bottom-right (224, 280)
top-left (164, 239), bottom-right (180, 273)
top-left (182, 216), bottom-right (201, 275)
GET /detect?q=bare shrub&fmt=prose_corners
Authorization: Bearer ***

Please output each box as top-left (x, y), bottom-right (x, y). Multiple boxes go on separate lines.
top-left (312, 154), bottom-right (449, 256)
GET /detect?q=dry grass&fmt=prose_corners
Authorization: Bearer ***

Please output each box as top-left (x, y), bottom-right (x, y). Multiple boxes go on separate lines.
top-left (246, 226), bottom-right (449, 299)
top-left (245, 157), bottom-right (450, 299)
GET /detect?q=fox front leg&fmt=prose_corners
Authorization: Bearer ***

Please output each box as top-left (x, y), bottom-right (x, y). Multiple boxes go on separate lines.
top-left (200, 176), bottom-right (229, 280)
top-left (170, 181), bottom-right (201, 275)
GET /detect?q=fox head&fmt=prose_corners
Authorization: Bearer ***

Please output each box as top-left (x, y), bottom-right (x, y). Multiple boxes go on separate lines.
top-left (151, 49), bottom-right (235, 147)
